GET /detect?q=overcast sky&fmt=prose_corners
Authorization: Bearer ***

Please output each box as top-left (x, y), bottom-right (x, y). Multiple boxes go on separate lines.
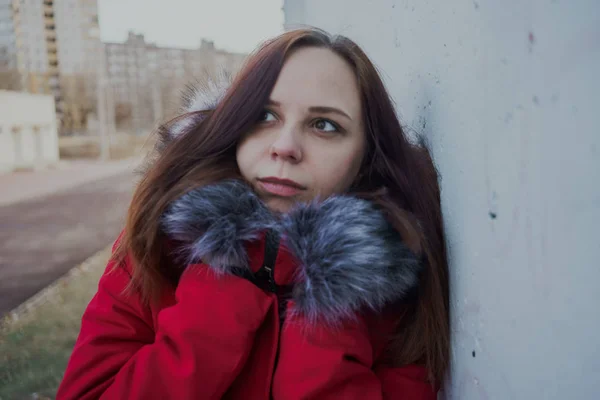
top-left (98, 0), bottom-right (285, 53)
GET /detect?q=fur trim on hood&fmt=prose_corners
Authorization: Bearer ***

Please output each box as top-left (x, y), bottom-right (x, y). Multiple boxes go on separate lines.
top-left (165, 70), bottom-right (232, 140)
top-left (161, 180), bottom-right (421, 323)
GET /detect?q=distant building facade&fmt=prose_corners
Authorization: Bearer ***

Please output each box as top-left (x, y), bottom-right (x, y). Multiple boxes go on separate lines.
top-left (0, 0), bottom-right (101, 134)
top-left (104, 32), bottom-right (247, 133)
top-left (0, 2), bottom-right (245, 136)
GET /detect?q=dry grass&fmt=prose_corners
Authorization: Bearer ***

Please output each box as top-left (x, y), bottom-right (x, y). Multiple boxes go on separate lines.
top-left (0, 247), bottom-right (111, 400)
top-left (59, 133), bottom-right (155, 160)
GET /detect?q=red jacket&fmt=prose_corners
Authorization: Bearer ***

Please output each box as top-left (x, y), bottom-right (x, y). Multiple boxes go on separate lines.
top-left (57, 180), bottom-right (436, 399)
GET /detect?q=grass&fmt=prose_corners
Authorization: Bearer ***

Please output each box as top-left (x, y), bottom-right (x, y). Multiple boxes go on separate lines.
top-left (0, 247), bottom-right (110, 400)
top-left (58, 133), bottom-right (153, 160)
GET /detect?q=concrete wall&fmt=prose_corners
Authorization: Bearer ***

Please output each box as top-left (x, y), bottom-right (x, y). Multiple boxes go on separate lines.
top-left (0, 90), bottom-right (59, 172)
top-left (283, 1), bottom-right (600, 398)
top-left (282, 0), bottom-right (305, 31)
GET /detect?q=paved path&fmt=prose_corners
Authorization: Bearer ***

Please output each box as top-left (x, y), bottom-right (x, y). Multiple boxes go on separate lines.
top-left (0, 158), bottom-right (141, 207)
top-left (0, 171), bottom-right (136, 316)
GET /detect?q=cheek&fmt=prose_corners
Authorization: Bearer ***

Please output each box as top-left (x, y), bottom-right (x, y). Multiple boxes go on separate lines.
top-left (314, 143), bottom-right (364, 195)
top-left (236, 136), bottom-right (263, 177)
top-left (337, 150), bottom-right (363, 188)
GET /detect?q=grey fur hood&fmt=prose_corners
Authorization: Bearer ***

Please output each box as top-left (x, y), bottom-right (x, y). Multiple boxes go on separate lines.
top-left (157, 71), bottom-right (232, 149)
top-left (161, 180), bottom-right (421, 323)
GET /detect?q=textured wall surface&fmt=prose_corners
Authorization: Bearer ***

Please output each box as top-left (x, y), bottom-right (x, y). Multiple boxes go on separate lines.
top-left (283, 1), bottom-right (600, 398)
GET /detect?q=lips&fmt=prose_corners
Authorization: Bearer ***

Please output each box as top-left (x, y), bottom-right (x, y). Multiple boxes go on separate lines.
top-left (257, 177), bottom-right (306, 197)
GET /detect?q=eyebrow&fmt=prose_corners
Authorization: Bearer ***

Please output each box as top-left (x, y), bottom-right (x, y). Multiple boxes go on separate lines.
top-left (268, 100), bottom-right (353, 121)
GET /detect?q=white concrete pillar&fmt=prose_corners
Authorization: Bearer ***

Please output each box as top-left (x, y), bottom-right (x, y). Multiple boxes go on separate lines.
top-left (283, 1), bottom-right (600, 398)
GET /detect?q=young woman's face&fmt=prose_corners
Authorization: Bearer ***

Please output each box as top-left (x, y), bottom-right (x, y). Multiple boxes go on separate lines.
top-left (236, 46), bottom-right (366, 213)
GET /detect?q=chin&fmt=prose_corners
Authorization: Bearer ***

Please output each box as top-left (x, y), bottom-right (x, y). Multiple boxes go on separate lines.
top-left (264, 197), bottom-right (297, 214)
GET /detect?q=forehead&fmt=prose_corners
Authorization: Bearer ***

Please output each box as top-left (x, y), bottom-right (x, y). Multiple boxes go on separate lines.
top-left (270, 47), bottom-right (361, 115)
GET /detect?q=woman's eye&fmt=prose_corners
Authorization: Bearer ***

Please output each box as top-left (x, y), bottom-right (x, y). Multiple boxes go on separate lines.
top-left (314, 119), bottom-right (339, 133)
top-left (259, 110), bottom-right (277, 122)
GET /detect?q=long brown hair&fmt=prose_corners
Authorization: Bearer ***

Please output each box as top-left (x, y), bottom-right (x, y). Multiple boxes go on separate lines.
top-left (113, 28), bottom-right (449, 384)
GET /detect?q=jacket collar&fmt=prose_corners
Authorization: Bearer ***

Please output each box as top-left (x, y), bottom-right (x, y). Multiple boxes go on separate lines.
top-left (161, 179), bottom-right (421, 324)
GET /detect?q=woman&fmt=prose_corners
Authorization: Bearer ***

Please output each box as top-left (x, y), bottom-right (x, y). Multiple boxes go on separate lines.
top-left (57, 28), bottom-right (449, 399)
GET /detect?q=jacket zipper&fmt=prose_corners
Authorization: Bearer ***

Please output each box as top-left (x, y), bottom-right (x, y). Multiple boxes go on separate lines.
top-left (253, 229), bottom-right (280, 294)
top-left (258, 229), bottom-right (282, 399)
top-left (262, 229), bottom-right (280, 293)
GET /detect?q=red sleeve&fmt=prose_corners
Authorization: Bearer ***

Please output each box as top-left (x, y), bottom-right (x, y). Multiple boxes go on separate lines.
top-left (271, 302), bottom-right (436, 400)
top-left (56, 258), bottom-right (274, 399)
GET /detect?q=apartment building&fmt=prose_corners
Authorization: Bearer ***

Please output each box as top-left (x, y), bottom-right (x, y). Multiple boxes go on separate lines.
top-left (105, 32), bottom-right (247, 133)
top-left (0, 0), bottom-right (101, 134)
top-left (0, 0), bottom-right (21, 90)
top-left (1, 2), bottom-right (245, 135)
top-left (54, 0), bottom-right (101, 132)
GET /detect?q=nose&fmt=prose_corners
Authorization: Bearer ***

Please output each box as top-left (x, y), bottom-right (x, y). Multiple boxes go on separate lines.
top-left (270, 125), bottom-right (302, 163)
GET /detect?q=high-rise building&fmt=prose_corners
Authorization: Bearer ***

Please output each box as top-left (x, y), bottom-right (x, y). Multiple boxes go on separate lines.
top-left (0, 0), bottom-right (21, 90)
top-left (105, 32), bottom-right (247, 133)
top-left (105, 33), bottom-right (155, 134)
top-left (1, 2), bottom-right (245, 135)
top-left (0, 0), bottom-right (62, 121)
top-left (0, 0), bottom-right (55, 93)
top-left (0, 0), bottom-right (101, 134)
top-left (52, 0), bottom-right (101, 133)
